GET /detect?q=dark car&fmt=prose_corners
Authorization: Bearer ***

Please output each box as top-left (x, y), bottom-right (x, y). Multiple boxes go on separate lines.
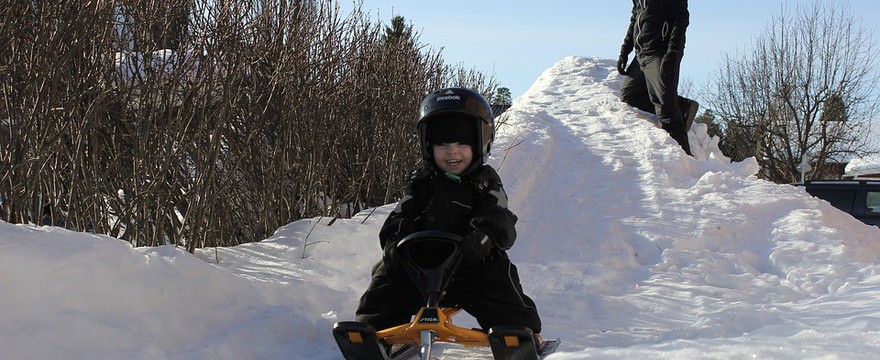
top-left (797, 180), bottom-right (880, 227)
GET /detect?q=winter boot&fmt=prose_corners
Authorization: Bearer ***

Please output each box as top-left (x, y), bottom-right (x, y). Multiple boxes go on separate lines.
top-left (683, 98), bottom-right (699, 131)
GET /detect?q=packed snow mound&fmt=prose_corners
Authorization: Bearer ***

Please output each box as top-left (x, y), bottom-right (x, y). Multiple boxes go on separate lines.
top-left (2, 56), bottom-right (880, 360)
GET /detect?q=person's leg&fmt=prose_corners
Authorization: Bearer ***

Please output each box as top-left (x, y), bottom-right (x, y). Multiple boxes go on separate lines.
top-left (444, 255), bottom-right (542, 333)
top-left (619, 57), bottom-right (655, 114)
top-left (638, 54), bottom-right (681, 122)
top-left (356, 261), bottom-right (425, 330)
top-left (640, 54), bottom-right (691, 155)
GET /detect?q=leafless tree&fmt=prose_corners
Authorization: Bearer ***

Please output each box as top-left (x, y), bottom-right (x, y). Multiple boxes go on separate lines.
top-left (704, 0), bottom-right (879, 182)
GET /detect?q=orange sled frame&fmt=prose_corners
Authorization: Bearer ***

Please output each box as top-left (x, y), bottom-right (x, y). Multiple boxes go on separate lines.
top-left (336, 231), bottom-right (541, 359)
top-left (378, 306), bottom-right (489, 348)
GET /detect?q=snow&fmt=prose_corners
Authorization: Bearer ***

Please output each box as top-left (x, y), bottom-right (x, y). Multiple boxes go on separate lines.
top-left (4, 56), bottom-right (880, 359)
top-left (846, 154), bottom-right (880, 178)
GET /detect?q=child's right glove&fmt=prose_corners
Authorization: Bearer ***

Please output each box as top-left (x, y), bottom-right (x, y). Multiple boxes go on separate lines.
top-left (461, 231), bottom-right (492, 265)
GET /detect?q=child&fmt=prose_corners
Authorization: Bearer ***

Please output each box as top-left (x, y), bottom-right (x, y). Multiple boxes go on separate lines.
top-left (355, 87), bottom-right (542, 339)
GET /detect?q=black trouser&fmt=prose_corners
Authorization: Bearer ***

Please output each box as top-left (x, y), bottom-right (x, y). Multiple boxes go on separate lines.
top-left (355, 252), bottom-right (542, 333)
top-left (620, 54), bottom-right (692, 154)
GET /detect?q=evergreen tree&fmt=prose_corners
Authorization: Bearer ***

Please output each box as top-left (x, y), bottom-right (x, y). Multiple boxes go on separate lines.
top-left (382, 15), bottom-right (413, 45)
top-left (492, 87), bottom-right (512, 106)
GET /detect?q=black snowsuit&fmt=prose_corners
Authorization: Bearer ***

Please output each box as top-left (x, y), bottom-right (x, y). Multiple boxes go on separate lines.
top-left (355, 164), bottom-right (542, 333)
top-left (619, 0), bottom-right (694, 155)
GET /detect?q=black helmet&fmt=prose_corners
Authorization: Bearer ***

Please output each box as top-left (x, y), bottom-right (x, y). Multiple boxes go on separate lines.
top-left (417, 87), bottom-right (495, 174)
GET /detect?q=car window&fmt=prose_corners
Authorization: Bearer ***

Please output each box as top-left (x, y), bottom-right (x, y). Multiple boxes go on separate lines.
top-left (807, 189), bottom-right (856, 212)
top-left (867, 191), bottom-right (880, 215)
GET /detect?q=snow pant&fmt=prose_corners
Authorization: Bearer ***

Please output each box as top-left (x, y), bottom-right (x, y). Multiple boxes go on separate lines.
top-left (620, 54), bottom-right (692, 155)
top-left (355, 251), bottom-right (542, 333)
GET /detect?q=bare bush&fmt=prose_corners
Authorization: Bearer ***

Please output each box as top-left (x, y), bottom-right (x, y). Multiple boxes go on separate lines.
top-left (0, 0), bottom-right (496, 250)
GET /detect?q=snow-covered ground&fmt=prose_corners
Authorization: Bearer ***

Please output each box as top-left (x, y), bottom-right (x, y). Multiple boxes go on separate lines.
top-left (3, 57), bottom-right (880, 359)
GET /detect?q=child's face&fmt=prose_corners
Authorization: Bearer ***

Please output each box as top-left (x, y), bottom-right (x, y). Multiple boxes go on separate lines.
top-left (433, 142), bottom-right (473, 175)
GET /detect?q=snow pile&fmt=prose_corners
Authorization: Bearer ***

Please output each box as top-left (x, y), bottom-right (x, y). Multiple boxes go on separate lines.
top-left (3, 56), bottom-right (880, 360)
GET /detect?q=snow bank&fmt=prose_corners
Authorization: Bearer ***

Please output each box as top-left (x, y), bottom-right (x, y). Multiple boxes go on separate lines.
top-left (3, 56), bottom-right (880, 359)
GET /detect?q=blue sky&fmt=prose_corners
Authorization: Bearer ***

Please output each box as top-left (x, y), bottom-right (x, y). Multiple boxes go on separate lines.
top-left (342, 0), bottom-right (880, 100)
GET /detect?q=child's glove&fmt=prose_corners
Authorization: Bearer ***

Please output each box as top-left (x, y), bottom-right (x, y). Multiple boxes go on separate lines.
top-left (382, 239), bottom-right (401, 271)
top-left (461, 231), bottom-right (492, 265)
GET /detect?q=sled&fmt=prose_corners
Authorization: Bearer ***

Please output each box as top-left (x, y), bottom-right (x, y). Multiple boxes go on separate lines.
top-left (333, 231), bottom-right (558, 359)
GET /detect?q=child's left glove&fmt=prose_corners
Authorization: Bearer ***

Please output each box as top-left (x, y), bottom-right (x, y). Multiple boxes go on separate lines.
top-left (461, 231), bottom-right (492, 265)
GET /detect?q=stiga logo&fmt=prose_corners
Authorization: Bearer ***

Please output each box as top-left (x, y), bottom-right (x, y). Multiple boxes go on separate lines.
top-left (418, 308), bottom-right (440, 323)
top-left (436, 95), bottom-right (461, 101)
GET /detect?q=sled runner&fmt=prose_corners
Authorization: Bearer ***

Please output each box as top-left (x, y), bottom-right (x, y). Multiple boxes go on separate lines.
top-left (333, 231), bottom-right (559, 359)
